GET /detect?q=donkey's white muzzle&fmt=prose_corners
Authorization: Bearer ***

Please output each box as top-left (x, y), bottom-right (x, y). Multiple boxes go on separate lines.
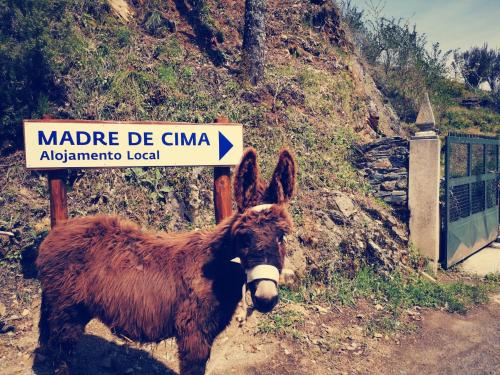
top-left (246, 264), bottom-right (280, 311)
top-left (246, 264), bottom-right (280, 284)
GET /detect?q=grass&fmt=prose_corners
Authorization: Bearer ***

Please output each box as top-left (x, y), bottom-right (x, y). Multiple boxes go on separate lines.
top-left (440, 106), bottom-right (500, 136)
top-left (262, 267), bottom-right (498, 339)
top-left (279, 267), bottom-right (497, 315)
top-left (484, 273), bottom-right (500, 283)
top-left (310, 268), bottom-right (494, 314)
top-left (257, 310), bottom-right (304, 339)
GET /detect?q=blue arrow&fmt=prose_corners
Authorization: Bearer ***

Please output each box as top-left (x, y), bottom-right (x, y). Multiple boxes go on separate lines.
top-left (218, 131), bottom-right (233, 160)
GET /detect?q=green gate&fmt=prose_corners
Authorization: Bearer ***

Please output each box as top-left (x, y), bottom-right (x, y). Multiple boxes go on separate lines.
top-left (443, 134), bottom-right (499, 268)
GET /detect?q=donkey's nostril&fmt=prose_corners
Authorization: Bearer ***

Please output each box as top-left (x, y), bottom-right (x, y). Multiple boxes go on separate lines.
top-left (249, 280), bottom-right (279, 312)
top-left (253, 294), bottom-right (278, 313)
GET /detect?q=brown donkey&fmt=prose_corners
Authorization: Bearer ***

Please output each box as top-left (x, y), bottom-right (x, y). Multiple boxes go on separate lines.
top-left (36, 147), bottom-right (297, 374)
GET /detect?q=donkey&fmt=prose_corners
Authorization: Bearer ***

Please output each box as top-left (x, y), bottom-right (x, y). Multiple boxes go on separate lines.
top-left (35, 147), bottom-right (297, 375)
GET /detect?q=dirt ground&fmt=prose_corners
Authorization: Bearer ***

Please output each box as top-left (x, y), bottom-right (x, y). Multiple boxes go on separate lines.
top-left (0, 268), bottom-right (499, 375)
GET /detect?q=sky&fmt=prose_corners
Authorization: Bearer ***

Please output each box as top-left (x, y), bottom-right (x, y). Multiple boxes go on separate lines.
top-left (348, 0), bottom-right (500, 52)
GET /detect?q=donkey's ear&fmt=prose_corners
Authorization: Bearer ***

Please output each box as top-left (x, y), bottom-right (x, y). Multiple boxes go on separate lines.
top-left (234, 147), bottom-right (264, 211)
top-left (267, 149), bottom-right (297, 204)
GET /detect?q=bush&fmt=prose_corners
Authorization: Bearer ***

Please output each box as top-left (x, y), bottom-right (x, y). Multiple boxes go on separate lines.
top-left (441, 107), bottom-right (500, 135)
top-left (0, 0), bottom-right (64, 152)
top-left (339, 2), bottom-right (450, 123)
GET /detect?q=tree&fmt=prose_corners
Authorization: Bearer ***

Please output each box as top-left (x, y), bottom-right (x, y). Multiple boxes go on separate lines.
top-left (242, 0), bottom-right (267, 86)
top-left (423, 42), bottom-right (451, 84)
top-left (453, 44), bottom-right (498, 89)
top-left (487, 51), bottom-right (500, 92)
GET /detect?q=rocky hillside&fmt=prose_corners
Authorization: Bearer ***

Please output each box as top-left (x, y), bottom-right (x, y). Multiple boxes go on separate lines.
top-left (0, 0), bottom-right (410, 278)
top-left (2, 3), bottom-right (500, 374)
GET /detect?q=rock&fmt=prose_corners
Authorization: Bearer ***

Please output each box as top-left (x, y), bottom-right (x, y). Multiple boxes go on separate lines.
top-left (372, 158), bottom-right (392, 169)
top-left (375, 191), bottom-right (392, 198)
top-left (0, 302), bottom-right (5, 317)
top-left (373, 332), bottom-right (383, 339)
top-left (333, 194), bottom-right (356, 218)
top-left (0, 321), bottom-right (15, 334)
top-left (391, 226), bottom-right (408, 241)
top-left (345, 342), bottom-right (358, 351)
top-left (381, 181), bottom-right (397, 191)
top-left (284, 246), bottom-right (307, 278)
top-left (329, 210), bottom-right (346, 225)
top-left (312, 305), bottom-right (329, 314)
top-left (392, 190), bottom-right (407, 196)
top-left (367, 240), bottom-right (382, 255)
top-left (388, 193), bottom-right (407, 205)
top-left (374, 304), bottom-right (384, 311)
top-left (385, 215), bottom-right (398, 226)
top-left (280, 268), bottom-right (298, 287)
top-left (396, 179), bottom-right (408, 189)
top-left (21, 309), bottom-right (30, 317)
top-left (323, 215), bottom-right (337, 229)
top-left (367, 101), bottom-right (380, 133)
top-left (109, 0), bottom-right (134, 22)
top-left (384, 173), bottom-right (404, 181)
top-left (370, 173), bottom-right (385, 183)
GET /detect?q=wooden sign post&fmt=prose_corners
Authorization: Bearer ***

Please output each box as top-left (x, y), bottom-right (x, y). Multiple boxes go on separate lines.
top-left (26, 117), bottom-right (243, 228)
top-left (42, 116), bottom-right (68, 228)
top-left (47, 169), bottom-right (68, 228)
top-left (213, 117), bottom-right (233, 223)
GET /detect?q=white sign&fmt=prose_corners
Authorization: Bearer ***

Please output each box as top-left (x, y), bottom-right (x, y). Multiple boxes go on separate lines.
top-left (23, 120), bottom-right (243, 169)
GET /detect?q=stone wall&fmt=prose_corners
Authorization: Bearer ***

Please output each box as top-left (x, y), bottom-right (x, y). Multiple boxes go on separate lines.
top-left (356, 137), bottom-right (409, 219)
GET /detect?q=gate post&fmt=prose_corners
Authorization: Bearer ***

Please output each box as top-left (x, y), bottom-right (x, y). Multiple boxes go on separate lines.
top-left (408, 93), bottom-right (441, 274)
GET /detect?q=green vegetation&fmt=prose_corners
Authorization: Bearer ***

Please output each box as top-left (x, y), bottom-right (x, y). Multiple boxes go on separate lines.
top-left (0, 3), bottom-right (498, 354)
top-left (453, 44), bottom-right (500, 92)
top-left (258, 310), bottom-right (304, 339)
top-left (440, 107), bottom-right (500, 135)
top-left (281, 267), bottom-right (496, 314)
top-left (340, 0), bottom-right (500, 136)
top-left (0, 0), bottom-right (75, 150)
top-left (257, 267), bottom-right (499, 339)
top-left (341, 0), bottom-right (449, 122)
top-left (0, 0), bottom-right (371, 265)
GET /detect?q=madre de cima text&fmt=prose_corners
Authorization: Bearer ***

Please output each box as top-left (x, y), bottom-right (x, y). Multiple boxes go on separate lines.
top-left (37, 130), bottom-right (211, 147)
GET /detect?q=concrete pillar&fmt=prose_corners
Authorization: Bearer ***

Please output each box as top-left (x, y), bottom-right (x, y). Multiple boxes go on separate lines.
top-left (408, 93), bottom-right (441, 274)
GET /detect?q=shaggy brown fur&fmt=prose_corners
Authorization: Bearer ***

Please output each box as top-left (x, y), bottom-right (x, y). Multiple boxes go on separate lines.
top-left (36, 148), bottom-right (297, 375)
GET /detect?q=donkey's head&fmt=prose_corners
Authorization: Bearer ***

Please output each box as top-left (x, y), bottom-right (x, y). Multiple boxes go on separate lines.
top-left (231, 147), bottom-right (297, 313)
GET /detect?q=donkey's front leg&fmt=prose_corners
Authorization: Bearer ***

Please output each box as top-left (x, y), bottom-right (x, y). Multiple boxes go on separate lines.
top-left (176, 329), bottom-right (213, 375)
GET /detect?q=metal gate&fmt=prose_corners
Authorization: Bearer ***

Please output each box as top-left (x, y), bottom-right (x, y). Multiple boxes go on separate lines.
top-left (443, 134), bottom-right (499, 268)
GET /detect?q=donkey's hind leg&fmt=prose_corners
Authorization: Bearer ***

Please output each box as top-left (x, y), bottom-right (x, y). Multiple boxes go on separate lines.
top-left (38, 292), bottom-right (51, 350)
top-left (43, 301), bottom-right (91, 374)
